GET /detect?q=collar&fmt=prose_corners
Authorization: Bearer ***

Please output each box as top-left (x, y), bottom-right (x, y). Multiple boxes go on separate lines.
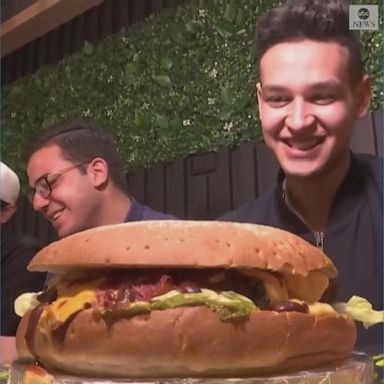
top-left (125, 199), bottom-right (144, 222)
top-left (275, 153), bottom-right (368, 231)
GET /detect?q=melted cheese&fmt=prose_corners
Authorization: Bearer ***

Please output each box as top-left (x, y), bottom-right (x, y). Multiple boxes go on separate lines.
top-left (41, 277), bottom-right (105, 329)
top-left (285, 271), bottom-right (329, 303)
top-left (290, 299), bottom-right (336, 316)
top-left (308, 302), bottom-right (336, 316)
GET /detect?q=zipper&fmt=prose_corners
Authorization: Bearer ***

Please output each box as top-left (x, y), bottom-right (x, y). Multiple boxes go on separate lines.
top-left (282, 181), bottom-right (326, 252)
top-left (314, 231), bottom-right (325, 252)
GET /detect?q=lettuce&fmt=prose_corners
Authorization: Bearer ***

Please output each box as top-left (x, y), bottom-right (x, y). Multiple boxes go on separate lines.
top-left (14, 291), bottom-right (42, 316)
top-left (333, 296), bottom-right (384, 329)
top-left (102, 289), bottom-right (257, 321)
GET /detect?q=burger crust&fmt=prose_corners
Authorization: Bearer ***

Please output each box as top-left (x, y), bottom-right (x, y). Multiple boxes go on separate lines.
top-left (17, 306), bottom-right (356, 377)
top-left (28, 221), bottom-right (337, 278)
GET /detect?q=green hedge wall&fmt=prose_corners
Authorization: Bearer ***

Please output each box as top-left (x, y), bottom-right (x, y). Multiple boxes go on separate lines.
top-left (2, 0), bottom-right (382, 182)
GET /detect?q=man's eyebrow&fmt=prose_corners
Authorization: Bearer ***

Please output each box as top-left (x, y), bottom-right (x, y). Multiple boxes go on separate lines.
top-left (31, 172), bottom-right (50, 187)
top-left (259, 85), bottom-right (287, 93)
top-left (260, 80), bottom-right (343, 93)
top-left (308, 80), bottom-right (344, 90)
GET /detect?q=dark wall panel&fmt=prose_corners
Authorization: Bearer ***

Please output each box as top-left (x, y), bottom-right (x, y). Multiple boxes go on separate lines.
top-left (207, 149), bottom-right (231, 219)
top-left (146, 163), bottom-right (167, 213)
top-left (165, 159), bottom-right (185, 219)
top-left (255, 142), bottom-right (279, 197)
top-left (126, 169), bottom-right (146, 203)
top-left (350, 113), bottom-right (376, 156)
top-left (230, 141), bottom-right (257, 210)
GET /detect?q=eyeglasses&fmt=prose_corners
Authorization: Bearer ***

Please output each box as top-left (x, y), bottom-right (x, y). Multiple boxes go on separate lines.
top-left (28, 163), bottom-right (88, 202)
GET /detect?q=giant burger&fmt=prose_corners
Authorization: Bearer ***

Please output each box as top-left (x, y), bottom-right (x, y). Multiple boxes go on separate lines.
top-left (14, 221), bottom-right (377, 377)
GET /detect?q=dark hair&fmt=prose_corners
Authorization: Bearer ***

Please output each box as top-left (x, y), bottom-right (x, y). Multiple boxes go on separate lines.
top-left (25, 119), bottom-right (128, 194)
top-left (256, 0), bottom-right (364, 84)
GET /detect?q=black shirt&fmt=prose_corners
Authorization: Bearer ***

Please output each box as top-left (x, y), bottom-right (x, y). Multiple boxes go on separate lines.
top-left (220, 153), bottom-right (383, 353)
top-left (1, 224), bottom-right (46, 336)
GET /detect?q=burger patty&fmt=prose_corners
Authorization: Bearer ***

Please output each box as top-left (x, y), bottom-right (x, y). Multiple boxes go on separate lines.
top-left (38, 268), bottom-right (312, 312)
top-left (25, 268), bottom-right (338, 358)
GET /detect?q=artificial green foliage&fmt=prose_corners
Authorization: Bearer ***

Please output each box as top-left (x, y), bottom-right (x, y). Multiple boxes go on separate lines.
top-left (2, 0), bottom-right (382, 180)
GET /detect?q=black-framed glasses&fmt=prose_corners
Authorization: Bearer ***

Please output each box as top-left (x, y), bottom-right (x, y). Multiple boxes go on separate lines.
top-left (28, 163), bottom-right (88, 202)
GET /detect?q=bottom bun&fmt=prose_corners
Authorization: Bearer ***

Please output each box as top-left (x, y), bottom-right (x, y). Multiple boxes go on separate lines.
top-left (17, 306), bottom-right (356, 377)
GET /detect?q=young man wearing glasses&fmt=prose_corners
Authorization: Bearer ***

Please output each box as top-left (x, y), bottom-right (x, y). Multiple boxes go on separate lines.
top-left (220, 0), bottom-right (382, 353)
top-left (26, 119), bottom-right (175, 239)
top-left (1, 162), bottom-right (46, 363)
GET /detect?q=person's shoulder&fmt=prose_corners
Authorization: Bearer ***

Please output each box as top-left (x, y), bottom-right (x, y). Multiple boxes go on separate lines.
top-left (14, 233), bottom-right (42, 252)
top-left (353, 153), bottom-right (382, 180)
top-left (140, 204), bottom-right (177, 220)
top-left (126, 199), bottom-right (177, 221)
top-left (353, 152), bottom-right (382, 166)
top-left (2, 232), bottom-right (43, 270)
top-left (218, 189), bottom-right (275, 223)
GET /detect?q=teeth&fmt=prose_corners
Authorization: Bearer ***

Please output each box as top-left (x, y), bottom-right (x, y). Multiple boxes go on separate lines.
top-left (288, 140), bottom-right (319, 150)
top-left (51, 211), bottom-right (63, 221)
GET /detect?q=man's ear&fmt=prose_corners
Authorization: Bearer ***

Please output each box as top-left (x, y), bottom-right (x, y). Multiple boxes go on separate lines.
top-left (1, 204), bottom-right (16, 223)
top-left (256, 82), bottom-right (263, 121)
top-left (354, 74), bottom-right (371, 119)
top-left (87, 158), bottom-right (109, 189)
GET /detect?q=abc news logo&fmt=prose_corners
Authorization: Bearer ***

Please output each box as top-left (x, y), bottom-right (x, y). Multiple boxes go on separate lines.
top-left (349, 5), bottom-right (378, 30)
top-left (354, 8), bottom-right (374, 28)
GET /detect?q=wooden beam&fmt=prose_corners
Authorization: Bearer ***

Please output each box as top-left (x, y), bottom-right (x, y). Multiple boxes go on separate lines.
top-left (1, 0), bottom-right (104, 57)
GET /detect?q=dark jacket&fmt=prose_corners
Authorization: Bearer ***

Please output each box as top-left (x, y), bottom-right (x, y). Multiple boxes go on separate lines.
top-left (220, 153), bottom-right (383, 353)
top-left (1, 224), bottom-right (46, 336)
top-left (125, 199), bottom-right (176, 221)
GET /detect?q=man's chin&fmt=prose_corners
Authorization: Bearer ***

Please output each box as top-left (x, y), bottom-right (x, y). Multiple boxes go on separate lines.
top-left (281, 163), bottom-right (326, 179)
top-left (55, 225), bottom-right (76, 239)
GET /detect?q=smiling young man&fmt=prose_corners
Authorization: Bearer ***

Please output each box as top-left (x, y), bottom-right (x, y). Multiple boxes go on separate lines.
top-left (26, 119), bottom-right (175, 239)
top-left (220, 0), bottom-right (382, 352)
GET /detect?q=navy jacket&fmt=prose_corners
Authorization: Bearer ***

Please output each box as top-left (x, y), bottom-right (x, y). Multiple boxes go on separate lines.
top-left (220, 153), bottom-right (383, 353)
top-left (125, 199), bottom-right (176, 221)
top-left (1, 225), bottom-right (46, 335)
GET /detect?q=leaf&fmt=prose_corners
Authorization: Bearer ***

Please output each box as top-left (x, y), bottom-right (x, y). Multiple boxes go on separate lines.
top-left (186, 21), bottom-right (196, 33)
top-left (83, 40), bottom-right (94, 55)
top-left (215, 21), bottom-right (235, 38)
top-left (169, 25), bottom-right (185, 45)
top-left (134, 111), bottom-right (150, 128)
top-left (247, 46), bottom-right (258, 62)
top-left (125, 63), bottom-right (138, 74)
top-left (224, 4), bottom-right (236, 22)
top-left (152, 75), bottom-right (172, 87)
top-left (171, 117), bottom-right (182, 130)
top-left (160, 57), bottom-right (173, 70)
top-left (155, 113), bottom-right (169, 129)
top-left (220, 86), bottom-right (234, 105)
top-left (235, 8), bottom-right (245, 25)
top-left (235, 93), bottom-right (252, 110)
top-left (217, 109), bottom-right (233, 121)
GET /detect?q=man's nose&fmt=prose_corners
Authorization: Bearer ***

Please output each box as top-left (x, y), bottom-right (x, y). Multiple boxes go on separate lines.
top-left (285, 100), bottom-right (315, 131)
top-left (31, 193), bottom-right (50, 211)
